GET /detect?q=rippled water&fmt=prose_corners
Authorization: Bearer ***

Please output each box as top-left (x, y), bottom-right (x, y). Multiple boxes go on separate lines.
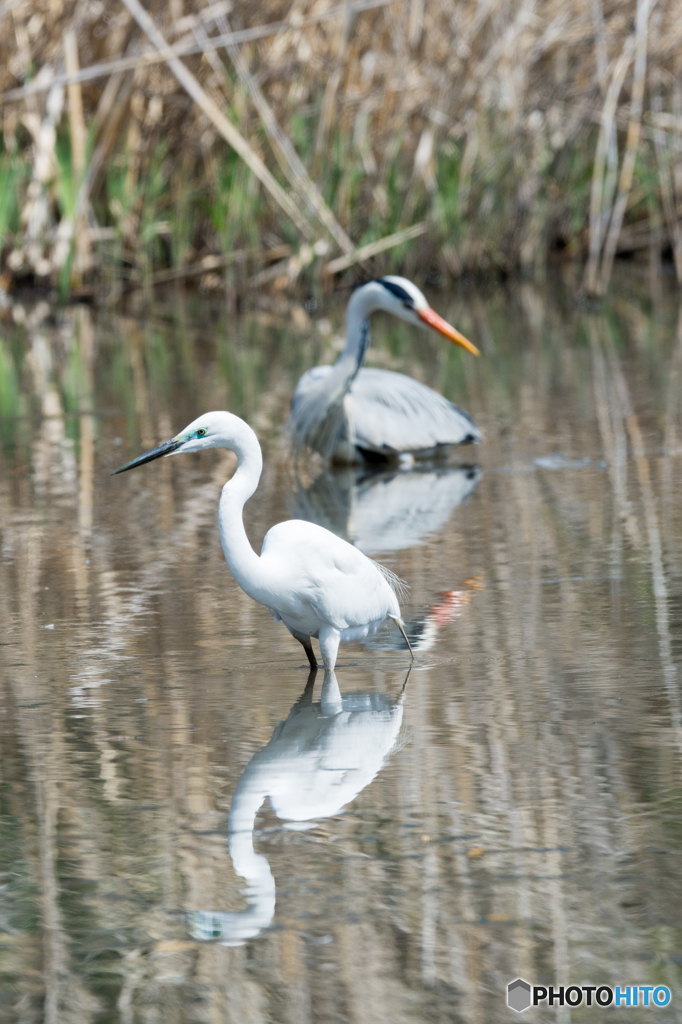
top-left (1, 269), bottom-right (682, 1022)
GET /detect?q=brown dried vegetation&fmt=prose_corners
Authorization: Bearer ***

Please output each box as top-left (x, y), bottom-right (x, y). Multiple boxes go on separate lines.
top-left (0, 0), bottom-right (681, 298)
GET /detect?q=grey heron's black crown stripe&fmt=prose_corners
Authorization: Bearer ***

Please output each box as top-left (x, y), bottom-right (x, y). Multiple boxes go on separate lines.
top-left (375, 278), bottom-right (414, 307)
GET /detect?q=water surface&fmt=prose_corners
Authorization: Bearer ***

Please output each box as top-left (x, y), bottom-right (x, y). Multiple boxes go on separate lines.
top-left (1, 269), bottom-right (682, 1022)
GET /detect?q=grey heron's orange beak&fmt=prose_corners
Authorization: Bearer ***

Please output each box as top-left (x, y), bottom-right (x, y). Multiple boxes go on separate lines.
top-left (417, 308), bottom-right (480, 356)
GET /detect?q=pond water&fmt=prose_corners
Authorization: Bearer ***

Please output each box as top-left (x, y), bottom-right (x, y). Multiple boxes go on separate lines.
top-left (1, 267), bottom-right (682, 1023)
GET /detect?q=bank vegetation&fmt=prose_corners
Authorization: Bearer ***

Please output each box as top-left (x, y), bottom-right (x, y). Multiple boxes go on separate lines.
top-left (0, 0), bottom-right (681, 301)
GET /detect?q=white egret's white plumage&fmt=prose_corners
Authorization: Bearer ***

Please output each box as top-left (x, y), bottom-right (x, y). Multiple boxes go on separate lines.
top-left (288, 276), bottom-right (481, 464)
top-left (113, 411), bottom-right (410, 669)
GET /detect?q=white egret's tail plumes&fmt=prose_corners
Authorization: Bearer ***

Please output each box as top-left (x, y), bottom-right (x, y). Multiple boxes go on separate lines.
top-left (373, 560), bottom-right (410, 601)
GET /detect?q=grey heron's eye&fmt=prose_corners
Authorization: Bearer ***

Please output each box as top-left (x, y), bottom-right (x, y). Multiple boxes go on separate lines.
top-left (197, 428), bottom-right (207, 437)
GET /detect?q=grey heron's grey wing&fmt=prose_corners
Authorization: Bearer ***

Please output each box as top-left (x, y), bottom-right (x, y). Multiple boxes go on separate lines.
top-left (348, 368), bottom-right (480, 454)
top-left (291, 365), bottom-right (334, 408)
top-left (287, 364), bottom-right (348, 459)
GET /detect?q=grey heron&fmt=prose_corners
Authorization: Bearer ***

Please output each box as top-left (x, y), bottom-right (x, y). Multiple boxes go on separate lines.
top-left (288, 276), bottom-right (481, 464)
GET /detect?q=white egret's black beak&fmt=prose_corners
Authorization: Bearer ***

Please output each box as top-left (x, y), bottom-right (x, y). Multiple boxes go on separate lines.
top-left (112, 438), bottom-right (184, 475)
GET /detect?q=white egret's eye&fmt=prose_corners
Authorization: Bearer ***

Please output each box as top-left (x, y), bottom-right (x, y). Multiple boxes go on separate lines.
top-left (197, 428), bottom-right (207, 437)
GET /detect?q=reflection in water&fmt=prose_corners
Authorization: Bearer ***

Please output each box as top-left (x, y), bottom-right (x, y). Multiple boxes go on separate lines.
top-left (189, 669), bottom-right (406, 945)
top-left (292, 463), bottom-right (481, 554)
top-left (2, 275), bottom-right (682, 1021)
top-left (366, 577), bottom-right (483, 652)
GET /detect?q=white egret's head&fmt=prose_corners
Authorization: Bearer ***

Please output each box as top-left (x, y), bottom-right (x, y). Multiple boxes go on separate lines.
top-left (171, 411), bottom-right (226, 452)
top-left (369, 276), bottom-right (480, 356)
top-left (112, 411), bottom-right (225, 475)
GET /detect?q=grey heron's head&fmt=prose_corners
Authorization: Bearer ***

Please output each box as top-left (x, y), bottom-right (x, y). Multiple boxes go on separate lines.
top-left (111, 412), bottom-right (226, 475)
top-left (373, 277), bottom-right (480, 356)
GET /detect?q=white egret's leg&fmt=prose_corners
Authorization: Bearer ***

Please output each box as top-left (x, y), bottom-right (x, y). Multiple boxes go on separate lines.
top-left (320, 670), bottom-right (343, 715)
top-left (390, 615), bottom-right (414, 659)
top-left (318, 624), bottom-right (341, 671)
top-left (289, 628), bottom-right (318, 669)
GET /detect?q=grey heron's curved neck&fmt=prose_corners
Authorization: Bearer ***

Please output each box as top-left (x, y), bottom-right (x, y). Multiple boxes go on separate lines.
top-left (217, 417), bottom-right (266, 596)
top-left (341, 282), bottom-right (386, 372)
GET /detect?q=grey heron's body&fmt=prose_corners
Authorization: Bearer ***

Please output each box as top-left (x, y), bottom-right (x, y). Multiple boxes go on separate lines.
top-left (292, 363), bottom-right (480, 463)
top-left (287, 277), bottom-right (481, 465)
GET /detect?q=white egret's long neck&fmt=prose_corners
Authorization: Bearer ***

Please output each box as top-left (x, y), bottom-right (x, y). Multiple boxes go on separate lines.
top-left (217, 418), bottom-right (267, 601)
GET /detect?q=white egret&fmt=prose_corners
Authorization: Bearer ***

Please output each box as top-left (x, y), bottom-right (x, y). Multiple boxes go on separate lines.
top-left (113, 411), bottom-right (412, 669)
top-left (288, 276), bottom-right (481, 464)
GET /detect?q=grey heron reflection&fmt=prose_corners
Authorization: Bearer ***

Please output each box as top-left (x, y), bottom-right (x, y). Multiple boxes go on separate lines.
top-left (292, 463), bottom-right (481, 555)
top-left (188, 668), bottom-right (407, 946)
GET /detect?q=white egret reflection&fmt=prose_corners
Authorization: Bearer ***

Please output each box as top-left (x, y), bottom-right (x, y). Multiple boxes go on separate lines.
top-left (188, 668), bottom-right (407, 945)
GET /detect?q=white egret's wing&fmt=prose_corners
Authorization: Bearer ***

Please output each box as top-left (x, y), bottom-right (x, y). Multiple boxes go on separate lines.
top-left (348, 367), bottom-right (480, 454)
top-left (260, 519), bottom-right (401, 628)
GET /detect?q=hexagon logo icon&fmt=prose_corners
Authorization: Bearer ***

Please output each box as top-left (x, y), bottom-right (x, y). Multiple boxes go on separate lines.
top-left (507, 978), bottom-right (532, 1012)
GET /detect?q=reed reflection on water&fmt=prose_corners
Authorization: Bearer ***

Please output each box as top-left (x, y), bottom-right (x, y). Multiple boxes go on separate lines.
top-left (1, 270), bottom-right (682, 1022)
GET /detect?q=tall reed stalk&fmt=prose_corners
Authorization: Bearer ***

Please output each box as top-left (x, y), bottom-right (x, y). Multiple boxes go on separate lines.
top-left (0, 0), bottom-right (681, 298)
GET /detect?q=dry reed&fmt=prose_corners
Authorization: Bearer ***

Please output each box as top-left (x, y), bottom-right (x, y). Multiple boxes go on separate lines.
top-left (0, 0), bottom-right (681, 299)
